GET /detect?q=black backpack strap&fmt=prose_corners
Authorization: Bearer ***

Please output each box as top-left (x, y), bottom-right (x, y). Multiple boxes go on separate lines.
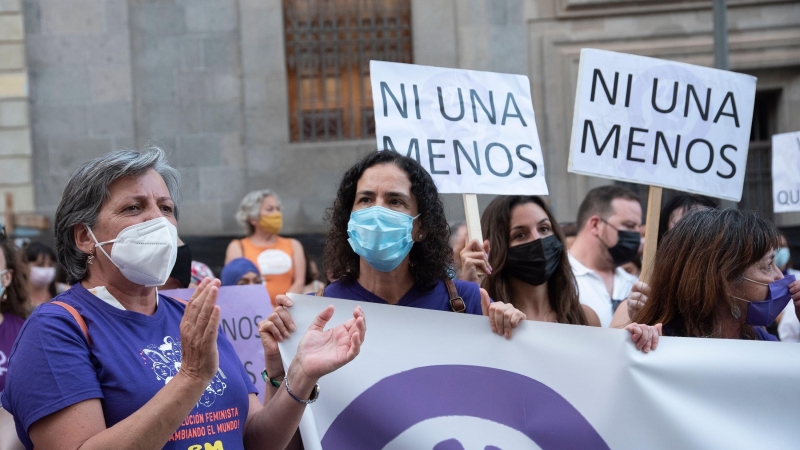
top-left (444, 279), bottom-right (466, 313)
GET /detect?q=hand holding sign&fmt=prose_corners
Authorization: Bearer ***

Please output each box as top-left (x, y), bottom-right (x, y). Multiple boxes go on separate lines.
top-left (568, 49), bottom-right (757, 282)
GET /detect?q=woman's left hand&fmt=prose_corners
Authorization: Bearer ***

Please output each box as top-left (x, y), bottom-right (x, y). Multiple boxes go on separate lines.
top-left (789, 280), bottom-right (800, 320)
top-left (293, 306), bottom-right (367, 380)
top-left (481, 288), bottom-right (526, 339)
top-left (625, 322), bottom-right (662, 353)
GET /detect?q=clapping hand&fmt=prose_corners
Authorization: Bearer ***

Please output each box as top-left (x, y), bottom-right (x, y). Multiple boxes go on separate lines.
top-left (294, 305), bottom-right (367, 380)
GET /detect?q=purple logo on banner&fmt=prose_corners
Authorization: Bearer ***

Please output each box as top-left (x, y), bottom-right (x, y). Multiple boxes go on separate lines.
top-left (321, 365), bottom-right (608, 450)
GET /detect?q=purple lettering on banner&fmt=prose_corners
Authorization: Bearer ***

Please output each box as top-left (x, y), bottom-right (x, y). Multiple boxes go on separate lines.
top-left (162, 285), bottom-right (273, 402)
top-left (321, 364), bottom-right (609, 450)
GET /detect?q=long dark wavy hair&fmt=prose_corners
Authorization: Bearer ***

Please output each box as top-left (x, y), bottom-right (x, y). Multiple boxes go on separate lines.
top-left (633, 208), bottom-right (778, 339)
top-left (481, 196), bottom-right (587, 325)
top-left (1, 238), bottom-right (30, 319)
top-left (323, 151), bottom-right (453, 290)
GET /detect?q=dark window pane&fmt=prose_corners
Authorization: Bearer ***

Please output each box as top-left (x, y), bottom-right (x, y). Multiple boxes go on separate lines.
top-left (284, 0), bottom-right (413, 142)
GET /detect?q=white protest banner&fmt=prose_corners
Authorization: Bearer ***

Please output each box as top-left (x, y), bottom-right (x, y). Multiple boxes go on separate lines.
top-left (280, 294), bottom-right (800, 449)
top-left (568, 49), bottom-right (756, 202)
top-left (370, 61), bottom-right (548, 196)
top-left (772, 130), bottom-right (800, 213)
top-left (163, 285), bottom-right (273, 401)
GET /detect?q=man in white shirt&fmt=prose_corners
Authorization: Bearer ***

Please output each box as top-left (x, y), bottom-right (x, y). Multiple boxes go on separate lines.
top-left (569, 185), bottom-right (643, 327)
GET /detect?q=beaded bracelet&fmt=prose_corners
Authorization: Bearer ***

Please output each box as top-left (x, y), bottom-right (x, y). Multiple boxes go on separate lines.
top-left (284, 375), bottom-right (320, 404)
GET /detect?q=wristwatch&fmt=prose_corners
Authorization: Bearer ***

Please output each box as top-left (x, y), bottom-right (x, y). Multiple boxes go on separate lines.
top-left (261, 368), bottom-right (284, 388)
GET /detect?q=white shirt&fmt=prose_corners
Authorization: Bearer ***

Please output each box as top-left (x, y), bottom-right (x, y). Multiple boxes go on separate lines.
top-left (569, 252), bottom-right (637, 327)
top-left (87, 286), bottom-right (159, 310)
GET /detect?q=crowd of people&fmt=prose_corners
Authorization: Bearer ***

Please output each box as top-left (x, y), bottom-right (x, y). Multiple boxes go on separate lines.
top-left (0, 146), bottom-right (798, 449)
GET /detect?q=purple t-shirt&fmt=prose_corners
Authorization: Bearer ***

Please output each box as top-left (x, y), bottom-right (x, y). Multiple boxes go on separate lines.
top-left (324, 279), bottom-right (484, 315)
top-left (0, 312), bottom-right (24, 391)
top-left (1, 284), bottom-right (257, 450)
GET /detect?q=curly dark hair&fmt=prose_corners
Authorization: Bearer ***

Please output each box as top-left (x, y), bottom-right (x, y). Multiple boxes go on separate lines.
top-left (323, 151), bottom-right (453, 290)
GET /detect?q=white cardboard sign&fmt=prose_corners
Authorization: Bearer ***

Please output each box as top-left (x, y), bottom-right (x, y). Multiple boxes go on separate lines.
top-left (772, 131), bottom-right (800, 213)
top-left (568, 49), bottom-right (756, 201)
top-left (370, 61), bottom-right (548, 195)
top-left (280, 294), bottom-right (800, 450)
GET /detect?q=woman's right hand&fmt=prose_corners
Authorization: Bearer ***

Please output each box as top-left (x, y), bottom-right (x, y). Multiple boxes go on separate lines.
top-left (258, 294), bottom-right (297, 376)
top-left (459, 237), bottom-right (491, 283)
top-left (626, 281), bottom-right (651, 320)
top-left (179, 278), bottom-right (222, 384)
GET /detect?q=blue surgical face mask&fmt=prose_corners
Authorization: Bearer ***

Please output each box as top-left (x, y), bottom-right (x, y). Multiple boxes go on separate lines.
top-left (732, 274), bottom-right (796, 327)
top-left (347, 206), bottom-right (419, 272)
top-left (775, 247), bottom-right (791, 269)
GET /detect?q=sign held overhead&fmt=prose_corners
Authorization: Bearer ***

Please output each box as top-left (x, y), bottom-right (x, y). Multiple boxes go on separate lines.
top-left (370, 61), bottom-right (548, 196)
top-left (568, 49), bottom-right (757, 201)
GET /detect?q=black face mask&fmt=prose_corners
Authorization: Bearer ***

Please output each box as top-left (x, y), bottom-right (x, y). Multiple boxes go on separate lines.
top-left (504, 235), bottom-right (563, 286)
top-left (603, 226), bottom-right (640, 267)
top-left (169, 244), bottom-right (193, 288)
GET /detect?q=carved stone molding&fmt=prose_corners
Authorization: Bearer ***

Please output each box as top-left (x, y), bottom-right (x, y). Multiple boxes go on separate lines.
top-left (554, 0), bottom-right (797, 19)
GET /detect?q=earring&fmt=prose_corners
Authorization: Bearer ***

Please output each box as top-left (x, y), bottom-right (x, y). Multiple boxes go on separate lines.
top-left (730, 304), bottom-right (741, 319)
top-left (87, 250), bottom-right (95, 265)
top-left (418, 234), bottom-right (423, 239)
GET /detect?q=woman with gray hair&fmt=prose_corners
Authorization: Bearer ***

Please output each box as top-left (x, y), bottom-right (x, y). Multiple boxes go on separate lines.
top-left (225, 190), bottom-right (306, 305)
top-left (0, 148), bottom-right (366, 450)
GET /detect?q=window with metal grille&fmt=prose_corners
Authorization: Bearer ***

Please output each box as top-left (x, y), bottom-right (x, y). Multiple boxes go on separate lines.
top-left (738, 90), bottom-right (780, 220)
top-left (283, 0), bottom-right (413, 142)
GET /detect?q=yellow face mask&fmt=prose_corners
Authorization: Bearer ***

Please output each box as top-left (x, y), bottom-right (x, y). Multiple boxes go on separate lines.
top-left (258, 212), bottom-right (283, 235)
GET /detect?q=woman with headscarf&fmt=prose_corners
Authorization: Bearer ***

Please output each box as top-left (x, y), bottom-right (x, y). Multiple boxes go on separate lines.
top-left (1, 148), bottom-right (366, 450)
top-left (221, 258), bottom-right (263, 286)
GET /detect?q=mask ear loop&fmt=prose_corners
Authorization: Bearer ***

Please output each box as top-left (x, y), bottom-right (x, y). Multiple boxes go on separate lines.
top-left (85, 225), bottom-right (120, 269)
top-left (742, 277), bottom-right (769, 286)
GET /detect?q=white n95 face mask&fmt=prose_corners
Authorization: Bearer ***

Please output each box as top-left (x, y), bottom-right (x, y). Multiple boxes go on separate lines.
top-left (86, 217), bottom-right (178, 287)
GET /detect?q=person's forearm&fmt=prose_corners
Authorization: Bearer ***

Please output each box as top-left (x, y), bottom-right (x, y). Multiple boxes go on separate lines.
top-left (76, 372), bottom-right (207, 450)
top-left (244, 364), bottom-right (318, 450)
top-left (287, 281), bottom-right (305, 294)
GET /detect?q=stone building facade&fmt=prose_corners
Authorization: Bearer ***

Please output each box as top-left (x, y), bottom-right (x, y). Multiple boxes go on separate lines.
top-left (2, 0), bottom-right (799, 239)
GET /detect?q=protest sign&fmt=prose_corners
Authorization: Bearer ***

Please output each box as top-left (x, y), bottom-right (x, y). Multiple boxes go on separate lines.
top-left (371, 61), bottom-right (548, 263)
top-left (162, 285), bottom-right (273, 401)
top-left (772, 130), bottom-right (800, 213)
top-left (370, 61), bottom-right (548, 196)
top-left (568, 49), bottom-right (757, 281)
top-left (568, 49), bottom-right (756, 201)
top-left (280, 294), bottom-right (800, 450)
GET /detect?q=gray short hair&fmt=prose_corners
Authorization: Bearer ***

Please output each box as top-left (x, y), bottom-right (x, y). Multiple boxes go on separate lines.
top-left (235, 189), bottom-right (280, 235)
top-left (55, 147), bottom-right (181, 284)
